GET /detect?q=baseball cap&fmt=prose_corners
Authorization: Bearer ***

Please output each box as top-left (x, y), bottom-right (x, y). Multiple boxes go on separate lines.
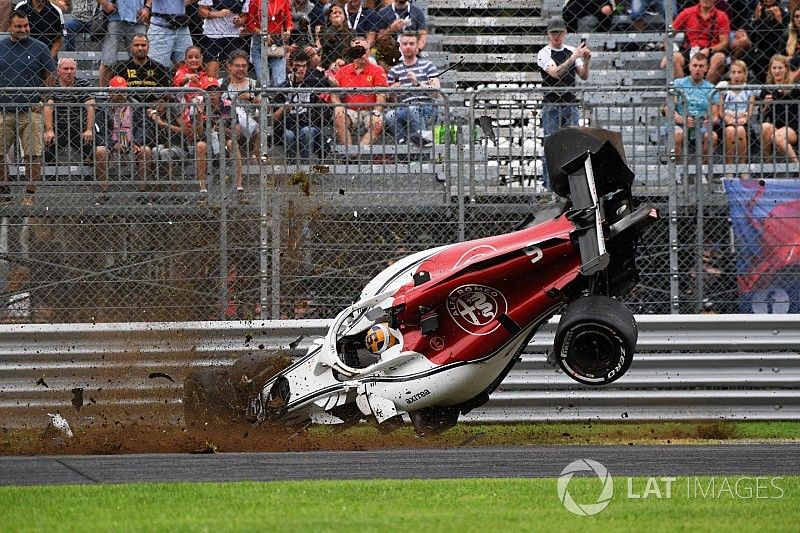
top-left (546, 17), bottom-right (566, 33)
top-left (108, 76), bottom-right (128, 88)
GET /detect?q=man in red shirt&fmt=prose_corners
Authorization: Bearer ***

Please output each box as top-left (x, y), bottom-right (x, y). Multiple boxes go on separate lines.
top-left (670, 0), bottom-right (730, 84)
top-left (332, 44), bottom-right (388, 145)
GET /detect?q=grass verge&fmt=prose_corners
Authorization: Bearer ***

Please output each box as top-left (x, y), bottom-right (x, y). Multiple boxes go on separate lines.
top-left (1, 420), bottom-right (799, 455)
top-left (1, 477), bottom-right (797, 531)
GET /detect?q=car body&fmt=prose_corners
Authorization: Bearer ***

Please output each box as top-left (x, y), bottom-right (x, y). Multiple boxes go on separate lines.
top-left (184, 127), bottom-right (660, 434)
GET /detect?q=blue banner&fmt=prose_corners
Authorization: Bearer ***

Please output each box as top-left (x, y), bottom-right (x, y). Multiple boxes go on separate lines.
top-left (723, 178), bottom-right (800, 313)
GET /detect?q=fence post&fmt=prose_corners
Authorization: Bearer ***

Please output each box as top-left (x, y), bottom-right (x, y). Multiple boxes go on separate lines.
top-left (457, 106), bottom-right (466, 242)
top-left (258, 92), bottom-right (270, 319)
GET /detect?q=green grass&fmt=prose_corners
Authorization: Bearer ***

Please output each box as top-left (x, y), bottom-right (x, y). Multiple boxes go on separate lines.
top-left (1, 477), bottom-right (797, 532)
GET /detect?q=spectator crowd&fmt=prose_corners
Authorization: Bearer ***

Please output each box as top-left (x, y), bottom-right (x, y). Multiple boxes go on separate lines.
top-left (2, 0), bottom-right (800, 208)
top-left (0, 0), bottom-right (439, 205)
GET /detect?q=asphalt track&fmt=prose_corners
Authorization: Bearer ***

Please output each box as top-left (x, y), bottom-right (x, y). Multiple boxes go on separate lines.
top-left (1, 444), bottom-right (799, 485)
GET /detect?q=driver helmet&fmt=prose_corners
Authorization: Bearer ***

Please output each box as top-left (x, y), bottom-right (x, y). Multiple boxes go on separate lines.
top-left (365, 323), bottom-right (399, 354)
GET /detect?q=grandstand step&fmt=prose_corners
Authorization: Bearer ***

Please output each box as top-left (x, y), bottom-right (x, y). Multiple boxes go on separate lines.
top-left (439, 35), bottom-right (548, 47)
top-left (578, 69), bottom-right (665, 86)
top-left (429, 16), bottom-right (545, 28)
top-left (452, 71), bottom-right (543, 84)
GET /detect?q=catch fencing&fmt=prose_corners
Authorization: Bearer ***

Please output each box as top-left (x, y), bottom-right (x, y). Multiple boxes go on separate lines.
top-left (1, 315), bottom-right (798, 428)
top-left (0, 84), bottom-right (798, 321)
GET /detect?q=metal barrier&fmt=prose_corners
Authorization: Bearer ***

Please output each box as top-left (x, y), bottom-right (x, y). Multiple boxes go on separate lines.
top-left (1, 315), bottom-right (798, 428)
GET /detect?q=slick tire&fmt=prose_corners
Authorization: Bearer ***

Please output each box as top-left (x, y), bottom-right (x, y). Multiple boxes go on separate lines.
top-left (553, 295), bottom-right (637, 386)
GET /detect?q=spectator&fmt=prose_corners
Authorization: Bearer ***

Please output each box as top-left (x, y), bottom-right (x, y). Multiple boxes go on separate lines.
top-left (0, 0), bottom-right (10, 31)
top-left (563, 0), bottom-right (614, 33)
top-left (43, 58), bottom-right (110, 196)
top-left (629, 1), bottom-right (677, 31)
top-left (221, 49), bottom-right (261, 158)
top-left (759, 54), bottom-right (800, 166)
top-left (287, 15), bottom-right (320, 68)
top-left (173, 45), bottom-right (213, 95)
top-left (672, 52), bottom-right (719, 162)
top-left (375, 0), bottom-right (426, 51)
top-left (146, 98), bottom-right (190, 186)
top-left (97, 0), bottom-right (147, 88)
top-left (670, 0), bottom-right (730, 84)
top-left (63, 0), bottom-right (96, 51)
top-left (746, 0), bottom-right (787, 83)
top-left (111, 33), bottom-right (171, 102)
top-left (273, 50), bottom-right (333, 161)
top-left (719, 60), bottom-right (757, 178)
top-left (13, 0), bottom-right (66, 57)
top-left (784, 7), bottom-right (800, 72)
top-left (146, 0), bottom-right (196, 69)
top-left (318, 5), bottom-right (353, 74)
top-left (537, 16), bottom-right (590, 187)
top-left (240, 0), bottom-right (292, 86)
top-left (332, 44), bottom-right (388, 146)
top-left (185, 78), bottom-right (246, 202)
top-left (0, 10), bottom-right (56, 207)
top-left (384, 31), bottom-right (439, 146)
top-left (197, 0), bottom-right (247, 79)
top-left (344, 0), bottom-right (377, 46)
top-left (101, 76), bottom-right (154, 195)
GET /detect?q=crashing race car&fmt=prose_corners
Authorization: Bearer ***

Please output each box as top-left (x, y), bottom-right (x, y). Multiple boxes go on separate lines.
top-left (184, 127), bottom-right (660, 435)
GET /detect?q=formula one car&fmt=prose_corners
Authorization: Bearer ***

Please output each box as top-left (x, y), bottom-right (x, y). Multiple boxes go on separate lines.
top-left (184, 127), bottom-right (659, 434)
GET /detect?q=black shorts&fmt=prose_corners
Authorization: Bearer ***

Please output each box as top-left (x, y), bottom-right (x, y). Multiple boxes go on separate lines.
top-left (200, 35), bottom-right (250, 63)
top-left (44, 134), bottom-right (96, 164)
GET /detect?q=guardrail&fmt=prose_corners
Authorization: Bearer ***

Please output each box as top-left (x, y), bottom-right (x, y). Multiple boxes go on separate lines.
top-left (2, 315), bottom-right (799, 428)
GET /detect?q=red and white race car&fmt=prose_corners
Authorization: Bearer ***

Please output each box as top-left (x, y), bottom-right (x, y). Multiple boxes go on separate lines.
top-left (184, 127), bottom-right (659, 434)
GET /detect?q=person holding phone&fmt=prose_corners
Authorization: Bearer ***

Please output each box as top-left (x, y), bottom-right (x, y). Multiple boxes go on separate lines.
top-left (536, 16), bottom-right (591, 188)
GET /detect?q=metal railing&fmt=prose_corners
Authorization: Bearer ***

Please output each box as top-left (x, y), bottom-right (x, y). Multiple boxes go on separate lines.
top-left (1, 315), bottom-right (798, 428)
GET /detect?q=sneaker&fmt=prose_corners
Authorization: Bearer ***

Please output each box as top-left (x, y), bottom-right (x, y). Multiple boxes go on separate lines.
top-left (20, 194), bottom-right (34, 207)
top-left (420, 130), bottom-right (433, 143)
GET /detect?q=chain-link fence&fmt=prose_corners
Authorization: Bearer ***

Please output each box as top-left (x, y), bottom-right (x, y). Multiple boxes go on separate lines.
top-left (1, 84), bottom-right (794, 322)
top-left (2, 0), bottom-right (800, 322)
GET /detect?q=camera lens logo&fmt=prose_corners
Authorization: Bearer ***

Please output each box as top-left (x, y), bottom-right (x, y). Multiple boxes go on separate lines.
top-left (557, 459), bottom-right (614, 516)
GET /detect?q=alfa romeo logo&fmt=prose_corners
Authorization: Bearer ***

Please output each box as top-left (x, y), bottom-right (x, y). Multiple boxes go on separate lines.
top-left (446, 284), bottom-right (507, 335)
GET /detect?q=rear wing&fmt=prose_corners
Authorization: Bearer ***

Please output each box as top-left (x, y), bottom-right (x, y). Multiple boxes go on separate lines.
top-left (544, 128), bottom-right (636, 276)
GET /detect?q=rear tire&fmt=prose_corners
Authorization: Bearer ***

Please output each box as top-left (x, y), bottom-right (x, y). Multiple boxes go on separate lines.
top-left (553, 295), bottom-right (637, 385)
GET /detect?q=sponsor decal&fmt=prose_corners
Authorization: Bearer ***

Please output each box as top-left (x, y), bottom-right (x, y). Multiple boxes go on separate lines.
top-left (405, 389), bottom-right (430, 405)
top-left (454, 245), bottom-right (497, 268)
top-left (523, 243), bottom-right (543, 264)
top-left (447, 284), bottom-right (508, 336)
top-left (429, 336), bottom-right (445, 351)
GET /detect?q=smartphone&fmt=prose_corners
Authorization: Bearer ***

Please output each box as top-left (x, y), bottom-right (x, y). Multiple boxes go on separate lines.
top-left (580, 36), bottom-right (587, 46)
